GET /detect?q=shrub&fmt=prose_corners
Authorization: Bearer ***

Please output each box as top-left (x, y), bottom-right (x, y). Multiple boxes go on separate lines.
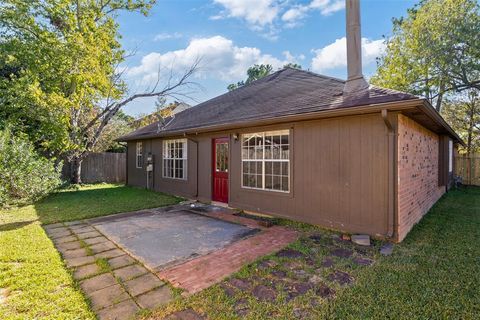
top-left (0, 128), bottom-right (62, 207)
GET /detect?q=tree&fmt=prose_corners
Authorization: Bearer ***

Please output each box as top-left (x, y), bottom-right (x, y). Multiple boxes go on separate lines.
top-left (131, 100), bottom-right (189, 130)
top-left (0, 0), bottom-right (198, 183)
top-left (442, 90), bottom-right (480, 154)
top-left (93, 111), bottom-right (134, 153)
top-left (372, 0), bottom-right (480, 111)
top-left (227, 63), bottom-right (301, 91)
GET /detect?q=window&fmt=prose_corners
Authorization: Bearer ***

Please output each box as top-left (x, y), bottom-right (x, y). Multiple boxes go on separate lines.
top-left (241, 130), bottom-right (289, 192)
top-left (163, 139), bottom-right (187, 179)
top-left (136, 142), bottom-right (143, 168)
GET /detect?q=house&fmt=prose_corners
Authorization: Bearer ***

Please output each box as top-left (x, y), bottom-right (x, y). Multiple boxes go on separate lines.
top-left (118, 1), bottom-right (462, 242)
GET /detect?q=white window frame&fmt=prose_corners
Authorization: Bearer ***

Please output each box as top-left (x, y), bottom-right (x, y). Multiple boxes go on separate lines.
top-left (136, 142), bottom-right (143, 168)
top-left (241, 129), bottom-right (290, 193)
top-left (162, 139), bottom-right (188, 180)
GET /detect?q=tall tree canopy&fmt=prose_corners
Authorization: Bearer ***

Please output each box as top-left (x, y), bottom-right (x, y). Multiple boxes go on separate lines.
top-left (372, 0), bottom-right (480, 111)
top-left (442, 90), bottom-right (480, 154)
top-left (0, 0), bottom-right (197, 183)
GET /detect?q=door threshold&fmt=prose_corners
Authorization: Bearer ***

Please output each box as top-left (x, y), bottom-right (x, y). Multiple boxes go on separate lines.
top-left (211, 201), bottom-right (229, 208)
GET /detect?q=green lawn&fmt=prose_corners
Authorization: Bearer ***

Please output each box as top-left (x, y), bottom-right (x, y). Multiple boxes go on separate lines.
top-left (1, 185), bottom-right (479, 319)
top-left (145, 187), bottom-right (480, 320)
top-left (0, 184), bottom-right (181, 319)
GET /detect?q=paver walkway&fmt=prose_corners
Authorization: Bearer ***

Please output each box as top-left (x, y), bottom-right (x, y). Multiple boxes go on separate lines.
top-left (44, 220), bottom-right (173, 320)
top-left (44, 204), bottom-right (298, 318)
top-left (157, 209), bottom-right (298, 294)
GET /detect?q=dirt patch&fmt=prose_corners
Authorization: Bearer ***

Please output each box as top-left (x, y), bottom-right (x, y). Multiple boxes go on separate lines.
top-left (252, 285), bottom-right (277, 302)
top-left (315, 284), bottom-right (336, 298)
top-left (234, 298), bottom-right (250, 316)
top-left (321, 257), bottom-right (335, 268)
top-left (164, 308), bottom-right (206, 320)
top-left (328, 270), bottom-right (354, 285)
top-left (353, 257), bottom-right (374, 266)
top-left (227, 278), bottom-right (252, 291)
top-left (330, 248), bottom-right (353, 258)
top-left (0, 288), bottom-right (9, 305)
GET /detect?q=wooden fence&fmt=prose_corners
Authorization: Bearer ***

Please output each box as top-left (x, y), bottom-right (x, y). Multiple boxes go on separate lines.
top-left (63, 152), bottom-right (126, 183)
top-left (455, 154), bottom-right (480, 186)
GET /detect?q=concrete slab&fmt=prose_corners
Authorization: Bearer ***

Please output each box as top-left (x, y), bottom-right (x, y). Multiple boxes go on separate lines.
top-left (89, 209), bottom-right (257, 270)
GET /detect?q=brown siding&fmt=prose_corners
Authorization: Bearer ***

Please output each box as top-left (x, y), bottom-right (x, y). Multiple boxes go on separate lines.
top-left (127, 141), bottom-right (145, 188)
top-left (229, 113), bottom-right (390, 236)
top-left (127, 113), bottom-right (391, 237)
top-left (397, 114), bottom-right (445, 241)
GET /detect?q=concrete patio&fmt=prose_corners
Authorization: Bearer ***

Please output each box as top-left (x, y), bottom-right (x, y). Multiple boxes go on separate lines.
top-left (43, 203), bottom-right (298, 319)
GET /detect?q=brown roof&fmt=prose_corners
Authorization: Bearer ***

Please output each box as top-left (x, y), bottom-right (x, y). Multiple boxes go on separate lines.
top-left (119, 68), bottom-right (453, 141)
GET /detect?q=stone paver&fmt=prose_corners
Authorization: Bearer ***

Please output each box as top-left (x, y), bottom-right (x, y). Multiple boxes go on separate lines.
top-left (74, 263), bottom-right (102, 280)
top-left (80, 273), bottom-right (117, 293)
top-left (95, 249), bottom-right (125, 259)
top-left (90, 241), bottom-right (117, 254)
top-left (158, 225), bottom-right (298, 294)
top-left (113, 264), bottom-right (148, 281)
top-left (56, 241), bottom-right (82, 251)
top-left (66, 256), bottom-right (95, 268)
top-left (96, 299), bottom-right (139, 320)
top-left (87, 284), bottom-right (130, 311)
top-left (77, 231), bottom-right (102, 239)
top-left (47, 229), bottom-right (72, 239)
top-left (62, 248), bottom-right (89, 259)
top-left (83, 236), bottom-right (110, 245)
top-left (44, 222), bottom-right (64, 230)
top-left (54, 235), bottom-right (78, 244)
top-left (164, 309), bottom-right (206, 320)
top-left (72, 226), bottom-right (96, 234)
top-left (64, 221), bottom-right (85, 226)
top-left (136, 286), bottom-right (173, 309)
top-left (124, 273), bottom-right (164, 297)
top-left (108, 255), bottom-right (136, 269)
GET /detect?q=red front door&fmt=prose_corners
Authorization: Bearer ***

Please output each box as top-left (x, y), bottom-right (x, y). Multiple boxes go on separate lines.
top-left (212, 138), bottom-right (229, 203)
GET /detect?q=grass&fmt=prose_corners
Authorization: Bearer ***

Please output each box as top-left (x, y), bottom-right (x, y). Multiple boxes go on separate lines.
top-left (0, 184), bottom-right (182, 319)
top-left (144, 186), bottom-right (480, 319)
top-left (36, 183), bottom-right (182, 224)
top-left (1, 184), bottom-right (478, 319)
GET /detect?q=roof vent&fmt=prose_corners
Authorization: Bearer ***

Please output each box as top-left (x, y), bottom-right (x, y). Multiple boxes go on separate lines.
top-left (343, 0), bottom-right (369, 94)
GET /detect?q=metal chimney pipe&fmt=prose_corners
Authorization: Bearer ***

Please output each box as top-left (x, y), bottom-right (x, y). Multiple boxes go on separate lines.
top-left (343, 0), bottom-right (369, 94)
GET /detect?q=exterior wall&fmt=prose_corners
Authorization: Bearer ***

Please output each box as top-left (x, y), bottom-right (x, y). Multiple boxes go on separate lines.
top-left (127, 113), bottom-right (391, 237)
top-left (397, 114), bottom-right (445, 241)
top-left (229, 114), bottom-right (390, 236)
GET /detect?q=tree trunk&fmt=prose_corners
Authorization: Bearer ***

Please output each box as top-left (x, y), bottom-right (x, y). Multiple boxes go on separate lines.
top-left (70, 156), bottom-right (83, 184)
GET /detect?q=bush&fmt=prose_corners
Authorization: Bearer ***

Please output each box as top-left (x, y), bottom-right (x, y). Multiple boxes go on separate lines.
top-left (0, 128), bottom-right (62, 207)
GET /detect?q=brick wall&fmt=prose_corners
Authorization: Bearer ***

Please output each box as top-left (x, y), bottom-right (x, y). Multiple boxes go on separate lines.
top-left (397, 114), bottom-right (445, 241)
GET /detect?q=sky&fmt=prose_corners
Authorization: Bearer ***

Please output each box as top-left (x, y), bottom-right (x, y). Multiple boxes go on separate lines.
top-left (118, 0), bottom-right (418, 116)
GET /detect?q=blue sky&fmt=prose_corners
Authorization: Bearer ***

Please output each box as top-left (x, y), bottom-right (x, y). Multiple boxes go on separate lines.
top-left (118, 0), bottom-right (417, 116)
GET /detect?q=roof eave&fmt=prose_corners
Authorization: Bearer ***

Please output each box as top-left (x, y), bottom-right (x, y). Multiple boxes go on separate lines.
top-left (118, 98), bottom-right (424, 141)
top-left (418, 99), bottom-right (465, 146)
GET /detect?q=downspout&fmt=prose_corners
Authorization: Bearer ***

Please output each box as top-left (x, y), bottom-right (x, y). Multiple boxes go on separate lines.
top-left (381, 109), bottom-right (398, 240)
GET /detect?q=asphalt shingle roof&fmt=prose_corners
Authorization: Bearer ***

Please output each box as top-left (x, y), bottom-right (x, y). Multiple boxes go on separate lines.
top-left (119, 68), bottom-right (418, 141)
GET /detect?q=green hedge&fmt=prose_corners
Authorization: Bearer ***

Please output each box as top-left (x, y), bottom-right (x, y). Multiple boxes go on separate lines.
top-left (0, 128), bottom-right (61, 207)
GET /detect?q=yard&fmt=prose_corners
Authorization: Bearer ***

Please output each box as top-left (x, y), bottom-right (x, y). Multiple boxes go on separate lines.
top-left (0, 184), bottom-right (479, 319)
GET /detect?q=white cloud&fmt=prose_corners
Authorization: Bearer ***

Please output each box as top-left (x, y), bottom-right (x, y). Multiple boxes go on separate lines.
top-left (153, 32), bottom-right (183, 41)
top-left (212, 0), bottom-right (279, 27)
top-left (311, 37), bottom-right (385, 73)
top-left (212, 0), bottom-right (344, 36)
top-left (282, 0), bottom-right (344, 27)
top-left (127, 36), bottom-right (296, 85)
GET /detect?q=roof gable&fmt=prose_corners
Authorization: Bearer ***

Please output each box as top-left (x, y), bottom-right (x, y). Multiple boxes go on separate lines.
top-left (120, 68), bottom-right (419, 141)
